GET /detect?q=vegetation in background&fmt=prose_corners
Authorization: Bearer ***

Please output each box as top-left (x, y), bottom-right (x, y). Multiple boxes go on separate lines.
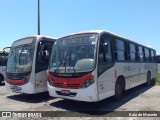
top-left (156, 73), bottom-right (160, 85)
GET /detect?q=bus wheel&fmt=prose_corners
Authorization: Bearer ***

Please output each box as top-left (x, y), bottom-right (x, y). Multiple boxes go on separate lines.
top-left (114, 80), bottom-right (122, 101)
top-left (146, 72), bottom-right (151, 86)
top-left (0, 75), bottom-right (3, 84)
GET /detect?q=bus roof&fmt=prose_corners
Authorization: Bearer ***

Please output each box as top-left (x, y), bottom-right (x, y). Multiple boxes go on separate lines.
top-left (11, 35), bottom-right (57, 47)
top-left (17, 35), bottom-right (57, 41)
top-left (59, 30), bottom-right (156, 51)
top-left (60, 30), bottom-right (129, 39)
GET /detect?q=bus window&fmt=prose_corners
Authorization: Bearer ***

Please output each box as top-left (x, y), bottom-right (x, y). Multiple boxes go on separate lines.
top-left (98, 36), bottom-right (113, 75)
top-left (0, 53), bottom-right (8, 66)
top-left (150, 50), bottom-right (155, 62)
top-left (129, 43), bottom-right (136, 61)
top-left (36, 41), bottom-right (54, 73)
top-left (114, 39), bottom-right (126, 61)
top-left (144, 48), bottom-right (150, 62)
top-left (138, 46), bottom-right (144, 62)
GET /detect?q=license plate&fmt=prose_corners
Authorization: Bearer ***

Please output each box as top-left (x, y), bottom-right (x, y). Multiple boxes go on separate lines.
top-left (61, 90), bottom-right (70, 94)
top-left (10, 86), bottom-right (21, 92)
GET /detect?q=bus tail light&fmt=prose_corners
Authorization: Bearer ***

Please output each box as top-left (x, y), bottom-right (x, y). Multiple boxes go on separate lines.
top-left (82, 77), bottom-right (94, 88)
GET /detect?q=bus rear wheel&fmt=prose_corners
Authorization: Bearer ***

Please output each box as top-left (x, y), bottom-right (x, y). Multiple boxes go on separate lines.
top-left (146, 72), bottom-right (151, 86)
top-left (114, 80), bottom-right (122, 100)
top-left (0, 75), bottom-right (3, 84)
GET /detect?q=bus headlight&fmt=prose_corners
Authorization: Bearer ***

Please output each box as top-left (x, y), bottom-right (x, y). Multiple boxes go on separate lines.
top-left (82, 78), bottom-right (94, 88)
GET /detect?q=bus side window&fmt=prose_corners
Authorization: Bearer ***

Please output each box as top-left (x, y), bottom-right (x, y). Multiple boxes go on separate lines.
top-left (144, 48), bottom-right (150, 62)
top-left (114, 39), bottom-right (126, 61)
top-left (150, 50), bottom-right (155, 62)
top-left (0, 53), bottom-right (8, 66)
top-left (138, 46), bottom-right (144, 62)
top-left (98, 36), bottom-right (113, 76)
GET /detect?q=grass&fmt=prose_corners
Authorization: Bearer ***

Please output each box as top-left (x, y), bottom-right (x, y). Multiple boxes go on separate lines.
top-left (155, 73), bottom-right (160, 85)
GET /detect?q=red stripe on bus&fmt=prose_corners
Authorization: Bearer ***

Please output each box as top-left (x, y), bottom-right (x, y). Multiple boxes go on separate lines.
top-left (48, 73), bottom-right (93, 89)
top-left (7, 78), bottom-right (26, 85)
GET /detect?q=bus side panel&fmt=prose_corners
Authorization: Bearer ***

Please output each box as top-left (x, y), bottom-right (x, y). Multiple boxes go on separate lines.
top-left (0, 66), bottom-right (6, 81)
top-left (98, 67), bottom-right (115, 101)
top-left (35, 70), bottom-right (48, 93)
top-left (146, 63), bottom-right (157, 80)
top-left (137, 63), bottom-right (146, 84)
top-left (154, 63), bottom-right (158, 78)
top-left (115, 63), bottom-right (130, 90)
top-left (129, 63), bottom-right (142, 88)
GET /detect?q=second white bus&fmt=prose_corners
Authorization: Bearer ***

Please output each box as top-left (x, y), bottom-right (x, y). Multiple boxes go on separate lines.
top-left (5, 35), bottom-right (56, 94)
top-left (48, 30), bottom-right (157, 102)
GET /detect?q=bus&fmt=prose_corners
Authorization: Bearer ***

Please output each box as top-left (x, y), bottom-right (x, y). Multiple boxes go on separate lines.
top-left (0, 49), bottom-right (9, 84)
top-left (5, 35), bottom-right (56, 94)
top-left (47, 30), bottom-right (157, 102)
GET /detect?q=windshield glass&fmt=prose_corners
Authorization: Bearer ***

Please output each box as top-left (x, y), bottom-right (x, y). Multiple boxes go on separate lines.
top-left (7, 45), bottom-right (35, 73)
top-left (49, 33), bottom-right (98, 73)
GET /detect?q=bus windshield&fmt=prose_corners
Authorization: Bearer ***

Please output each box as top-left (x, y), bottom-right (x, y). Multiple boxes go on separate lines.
top-left (7, 45), bottom-right (35, 73)
top-left (0, 51), bottom-right (9, 66)
top-left (49, 33), bottom-right (98, 73)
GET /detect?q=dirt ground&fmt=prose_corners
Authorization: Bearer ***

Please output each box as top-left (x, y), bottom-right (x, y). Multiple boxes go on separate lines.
top-left (0, 83), bottom-right (160, 120)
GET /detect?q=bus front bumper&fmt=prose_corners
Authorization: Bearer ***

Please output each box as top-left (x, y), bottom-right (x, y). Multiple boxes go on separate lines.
top-left (5, 81), bottom-right (36, 94)
top-left (47, 82), bottom-right (98, 102)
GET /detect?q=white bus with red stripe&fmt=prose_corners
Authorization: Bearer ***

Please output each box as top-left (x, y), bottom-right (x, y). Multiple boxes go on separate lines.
top-left (48, 30), bottom-right (157, 102)
top-left (5, 35), bottom-right (56, 94)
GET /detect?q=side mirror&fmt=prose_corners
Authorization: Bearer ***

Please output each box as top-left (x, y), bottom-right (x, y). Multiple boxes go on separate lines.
top-left (103, 42), bottom-right (108, 53)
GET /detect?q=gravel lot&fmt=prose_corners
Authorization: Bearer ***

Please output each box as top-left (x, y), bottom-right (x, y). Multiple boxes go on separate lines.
top-left (0, 83), bottom-right (160, 120)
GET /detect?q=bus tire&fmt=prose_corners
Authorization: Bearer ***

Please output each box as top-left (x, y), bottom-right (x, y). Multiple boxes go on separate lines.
top-left (114, 80), bottom-right (122, 101)
top-left (146, 72), bottom-right (151, 86)
top-left (0, 75), bottom-right (4, 84)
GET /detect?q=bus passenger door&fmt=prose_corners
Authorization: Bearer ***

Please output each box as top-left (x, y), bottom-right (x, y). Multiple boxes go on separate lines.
top-left (35, 40), bottom-right (54, 93)
top-left (97, 35), bottom-right (115, 101)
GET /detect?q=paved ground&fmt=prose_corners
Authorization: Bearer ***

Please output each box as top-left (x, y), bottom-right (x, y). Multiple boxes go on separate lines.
top-left (0, 83), bottom-right (160, 120)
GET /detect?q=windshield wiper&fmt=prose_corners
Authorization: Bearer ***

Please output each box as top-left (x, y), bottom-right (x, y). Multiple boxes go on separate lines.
top-left (72, 66), bottom-right (76, 74)
top-left (54, 57), bottom-right (66, 73)
top-left (54, 50), bottom-right (69, 73)
top-left (54, 48), bottom-right (77, 74)
top-left (64, 48), bottom-right (76, 73)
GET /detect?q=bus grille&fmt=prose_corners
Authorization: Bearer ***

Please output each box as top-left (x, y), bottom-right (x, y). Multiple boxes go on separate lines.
top-left (52, 82), bottom-right (81, 89)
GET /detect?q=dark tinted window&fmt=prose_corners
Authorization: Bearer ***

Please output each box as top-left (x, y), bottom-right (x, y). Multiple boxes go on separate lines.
top-left (138, 46), bottom-right (144, 62)
top-left (36, 40), bottom-right (54, 73)
top-left (144, 48), bottom-right (150, 61)
top-left (150, 50), bottom-right (154, 62)
top-left (129, 43), bottom-right (136, 61)
top-left (98, 34), bottom-right (113, 75)
top-left (115, 39), bottom-right (126, 61)
top-left (0, 53), bottom-right (8, 66)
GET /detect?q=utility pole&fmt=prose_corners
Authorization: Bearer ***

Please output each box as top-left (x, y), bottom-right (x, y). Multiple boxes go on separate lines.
top-left (38, 0), bottom-right (40, 35)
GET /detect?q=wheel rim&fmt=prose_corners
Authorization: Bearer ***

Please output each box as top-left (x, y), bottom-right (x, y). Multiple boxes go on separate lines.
top-left (116, 83), bottom-right (122, 97)
top-left (147, 73), bottom-right (151, 85)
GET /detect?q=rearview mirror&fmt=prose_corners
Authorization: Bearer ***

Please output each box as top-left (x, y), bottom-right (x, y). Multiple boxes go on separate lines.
top-left (103, 42), bottom-right (108, 53)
